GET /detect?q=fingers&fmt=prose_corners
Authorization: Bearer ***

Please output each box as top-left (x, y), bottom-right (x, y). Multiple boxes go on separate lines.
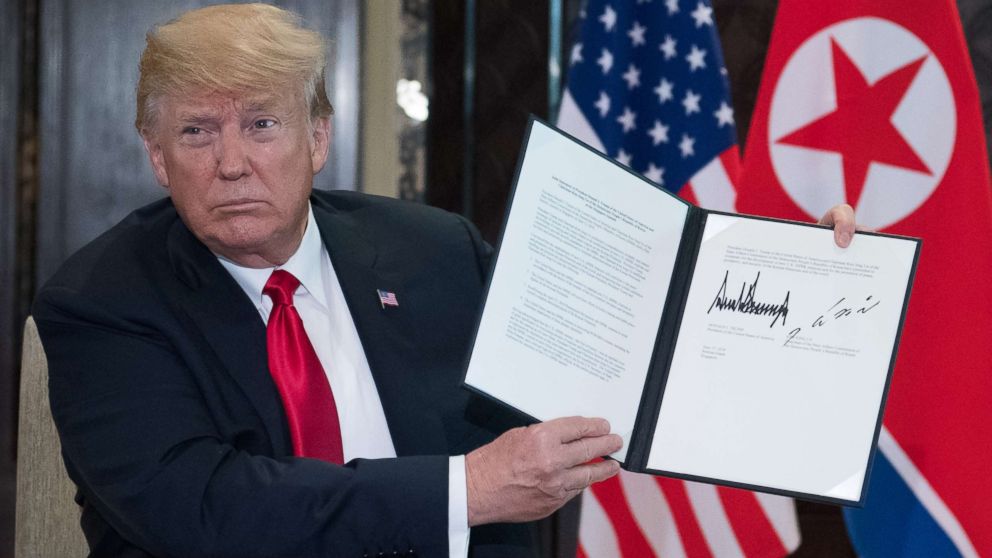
top-left (560, 432), bottom-right (624, 466)
top-left (546, 416), bottom-right (612, 444)
top-left (537, 416), bottom-right (623, 468)
top-left (561, 459), bottom-right (621, 492)
top-left (818, 203), bottom-right (856, 248)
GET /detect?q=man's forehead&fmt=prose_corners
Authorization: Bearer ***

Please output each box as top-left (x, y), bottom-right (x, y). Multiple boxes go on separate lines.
top-left (166, 90), bottom-right (300, 118)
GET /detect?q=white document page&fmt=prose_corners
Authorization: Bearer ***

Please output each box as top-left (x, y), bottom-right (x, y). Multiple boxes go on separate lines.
top-left (646, 214), bottom-right (916, 501)
top-left (464, 121), bottom-right (689, 461)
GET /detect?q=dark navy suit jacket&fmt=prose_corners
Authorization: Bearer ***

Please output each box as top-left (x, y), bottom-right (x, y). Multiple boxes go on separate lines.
top-left (34, 190), bottom-right (535, 557)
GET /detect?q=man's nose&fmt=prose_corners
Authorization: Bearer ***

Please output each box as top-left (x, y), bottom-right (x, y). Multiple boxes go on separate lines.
top-left (215, 132), bottom-right (253, 181)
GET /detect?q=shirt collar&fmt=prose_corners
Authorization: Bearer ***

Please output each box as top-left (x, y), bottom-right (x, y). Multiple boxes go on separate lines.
top-left (217, 205), bottom-right (327, 309)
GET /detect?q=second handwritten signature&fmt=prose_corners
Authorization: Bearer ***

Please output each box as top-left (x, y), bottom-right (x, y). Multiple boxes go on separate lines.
top-left (784, 296), bottom-right (881, 346)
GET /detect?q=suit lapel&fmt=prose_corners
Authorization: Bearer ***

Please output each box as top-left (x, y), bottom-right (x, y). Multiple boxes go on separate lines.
top-left (312, 201), bottom-right (449, 457)
top-left (166, 220), bottom-right (291, 454)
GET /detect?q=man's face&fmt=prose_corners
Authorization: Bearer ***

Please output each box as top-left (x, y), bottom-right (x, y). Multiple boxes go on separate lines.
top-left (143, 90), bottom-right (330, 267)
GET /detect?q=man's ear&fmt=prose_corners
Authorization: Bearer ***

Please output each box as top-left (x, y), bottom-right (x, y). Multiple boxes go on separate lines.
top-left (310, 117), bottom-right (331, 175)
top-left (141, 131), bottom-right (170, 189)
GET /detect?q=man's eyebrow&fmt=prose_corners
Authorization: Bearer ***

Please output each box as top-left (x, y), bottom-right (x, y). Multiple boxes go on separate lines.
top-left (175, 112), bottom-right (220, 124)
top-left (242, 99), bottom-right (280, 113)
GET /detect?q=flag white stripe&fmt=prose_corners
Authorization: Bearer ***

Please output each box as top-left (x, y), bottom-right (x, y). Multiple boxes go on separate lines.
top-left (685, 482), bottom-right (746, 558)
top-left (879, 426), bottom-right (979, 558)
top-left (558, 89), bottom-right (608, 153)
top-left (619, 472), bottom-right (688, 558)
top-left (687, 152), bottom-right (737, 211)
top-left (579, 491), bottom-right (623, 558)
top-left (753, 492), bottom-right (802, 552)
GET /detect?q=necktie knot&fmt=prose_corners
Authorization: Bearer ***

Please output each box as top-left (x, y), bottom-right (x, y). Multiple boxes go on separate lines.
top-left (264, 269), bottom-right (301, 307)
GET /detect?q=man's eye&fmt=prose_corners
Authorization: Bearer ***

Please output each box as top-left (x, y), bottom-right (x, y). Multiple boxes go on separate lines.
top-left (254, 119), bottom-right (277, 129)
top-left (182, 127), bottom-right (202, 135)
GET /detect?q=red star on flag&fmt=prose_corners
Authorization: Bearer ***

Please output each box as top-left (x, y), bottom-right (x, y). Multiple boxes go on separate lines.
top-left (776, 39), bottom-right (932, 208)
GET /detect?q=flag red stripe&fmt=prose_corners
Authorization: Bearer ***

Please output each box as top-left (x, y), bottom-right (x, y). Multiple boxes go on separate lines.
top-left (677, 183), bottom-right (700, 205)
top-left (577, 543), bottom-right (589, 558)
top-left (717, 487), bottom-right (788, 557)
top-left (656, 478), bottom-right (714, 558)
top-left (589, 476), bottom-right (657, 557)
top-left (719, 146), bottom-right (742, 189)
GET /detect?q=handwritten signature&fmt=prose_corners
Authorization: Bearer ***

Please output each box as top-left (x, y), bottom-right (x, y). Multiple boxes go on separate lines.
top-left (784, 296), bottom-right (880, 346)
top-left (708, 270), bottom-right (790, 328)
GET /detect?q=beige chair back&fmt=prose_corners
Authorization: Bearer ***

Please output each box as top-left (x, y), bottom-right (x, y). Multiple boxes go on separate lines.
top-left (14, 316), bottom-right (88, 557)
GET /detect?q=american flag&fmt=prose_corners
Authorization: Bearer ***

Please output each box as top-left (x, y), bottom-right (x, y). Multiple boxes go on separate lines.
top-left (377, 289), bottom-right (398, 308)
top-left (557, 1), bottom-right (800, 556)
top-left (557, 0), bottom-right (740, 211)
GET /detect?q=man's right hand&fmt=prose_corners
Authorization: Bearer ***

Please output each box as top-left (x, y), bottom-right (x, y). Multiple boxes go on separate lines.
top-left (465, 416), bottom-right (623, 526)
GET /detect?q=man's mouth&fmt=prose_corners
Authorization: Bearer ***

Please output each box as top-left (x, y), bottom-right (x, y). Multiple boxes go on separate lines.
top-left (215, 199), bottom-right (265, 211)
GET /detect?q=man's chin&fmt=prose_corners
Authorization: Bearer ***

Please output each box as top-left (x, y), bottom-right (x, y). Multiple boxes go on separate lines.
top-left (204, 224), bottom-right (301, 267)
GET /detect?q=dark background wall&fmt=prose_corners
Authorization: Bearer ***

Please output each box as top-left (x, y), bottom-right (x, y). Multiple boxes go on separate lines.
top-left (0, 0), bottom-right (23, 553)
top-left (2, 0), bottom-right (991, 556)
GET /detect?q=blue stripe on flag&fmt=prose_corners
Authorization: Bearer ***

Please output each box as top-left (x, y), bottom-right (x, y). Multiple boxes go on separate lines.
top-left (844, 452), bottom-right (960, 558)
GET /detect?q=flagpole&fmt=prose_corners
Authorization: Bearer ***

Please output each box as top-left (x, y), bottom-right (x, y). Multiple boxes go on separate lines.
top-left (548, 0), bottom-right (563, 121)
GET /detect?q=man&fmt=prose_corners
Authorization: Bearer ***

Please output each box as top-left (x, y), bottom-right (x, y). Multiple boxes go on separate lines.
top-left (34, 4), bottom-right (856, 557)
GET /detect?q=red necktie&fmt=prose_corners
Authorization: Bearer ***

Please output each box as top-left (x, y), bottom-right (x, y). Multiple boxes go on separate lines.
top-left (264, 269), bottom-right (344, 464)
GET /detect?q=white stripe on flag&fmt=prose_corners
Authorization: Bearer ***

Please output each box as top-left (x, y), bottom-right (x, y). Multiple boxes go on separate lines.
top-left (753, 492), bottom-right (802, 552)
top-left (685, 482), bottom-right (746, 558)
top-left (557, 89), bottom-right (608, 154)
top-left (879, 426), bottom-right (979, 558)
top-left (687, 151), bottom-right (737, 212)
top-left (579, 490), bottom-right (623, 558)
top-left (619, 472), bottom-right (688, 558)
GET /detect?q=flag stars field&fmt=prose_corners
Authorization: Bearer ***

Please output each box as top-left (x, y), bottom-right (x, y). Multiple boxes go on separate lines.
top-left (561, 0), bottom-right (739, 198)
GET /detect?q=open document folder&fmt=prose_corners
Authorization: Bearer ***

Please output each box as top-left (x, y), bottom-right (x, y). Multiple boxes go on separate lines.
top-left (462, 117), bottom-right (920, 506)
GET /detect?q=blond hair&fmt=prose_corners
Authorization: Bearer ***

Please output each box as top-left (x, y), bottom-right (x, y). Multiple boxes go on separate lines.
top-left (136, 3), bottom-right (333, 132)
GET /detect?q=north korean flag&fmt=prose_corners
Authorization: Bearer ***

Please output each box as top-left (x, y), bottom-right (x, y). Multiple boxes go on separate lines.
top-left (737, 0), bottom-right (992, 556)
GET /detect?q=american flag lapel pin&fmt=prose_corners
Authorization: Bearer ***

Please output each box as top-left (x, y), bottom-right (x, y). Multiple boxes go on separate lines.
top-left (377, 289), bottom-right (399, 309)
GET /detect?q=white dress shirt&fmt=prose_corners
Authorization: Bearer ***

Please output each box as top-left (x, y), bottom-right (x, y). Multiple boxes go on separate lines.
top-left (218, 205), bottom-right (470, 557)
